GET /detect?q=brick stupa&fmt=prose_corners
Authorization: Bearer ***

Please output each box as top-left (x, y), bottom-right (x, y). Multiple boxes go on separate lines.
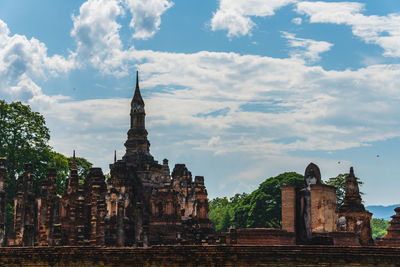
top-left (376, 207), bottom-right (400, 247)
top-left (337, 167), bottom-right (373, 245)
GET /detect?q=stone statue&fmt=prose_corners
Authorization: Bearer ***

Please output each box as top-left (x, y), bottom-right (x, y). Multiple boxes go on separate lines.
top-left (297, 163), bottom-right (322, 242)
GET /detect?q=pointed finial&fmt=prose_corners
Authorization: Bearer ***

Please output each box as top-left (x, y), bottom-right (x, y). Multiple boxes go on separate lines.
top-left (114, 150), bottom-right (117, 163)
top-left (349, 167), bottom-right (354, 176)
top-left (132, 70), bottom-right (144, 106)
top-left (71, 150), bottom-right (77, 170)
top-left (136, 70), bottom-right (139, 89)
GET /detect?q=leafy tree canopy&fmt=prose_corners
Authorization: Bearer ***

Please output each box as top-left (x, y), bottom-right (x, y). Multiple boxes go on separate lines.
top-left (0, 100), bottom-right (52, 200)
top-left (326, 173), bottom-right (363, 209)
top-left (371, 218), bottom-right (389, 239)
top-left (0, 100), bottom-right (93, 231)
top-left (209, 172), bottom-right (304, 231)
top-left (232, 172), bottom-right (304, 229)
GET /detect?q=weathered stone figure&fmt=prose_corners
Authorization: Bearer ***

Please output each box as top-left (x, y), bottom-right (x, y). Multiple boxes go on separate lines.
top-left (297, 163), bottom-right (322, 242)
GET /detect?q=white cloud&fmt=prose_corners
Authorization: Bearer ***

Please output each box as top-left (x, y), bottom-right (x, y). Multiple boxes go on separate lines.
top-left (124, 0), bottom-right (173, 39)
top-left (70, 0), bottom-right (173, 75)
top-left (31, 49), bottom-right (400, 170)
top-left (211, 0), bottom-right (297, 37)
top-left (71, 0), bottom-right (130, 76)
top-left (0, 19), bottom-right (75, 103)
top-left (292, 17), bottom-right (302, 25)
top-left (281, 31), bottom-right (333, 62)
top-left (296, 1), bottom-right (400, 57)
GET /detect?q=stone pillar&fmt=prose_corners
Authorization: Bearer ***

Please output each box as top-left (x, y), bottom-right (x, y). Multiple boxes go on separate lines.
top-left (0, 158), bottom-right (7, 246)
top-left (85, 168), bottom-right (107, 246)
top-left (14, 164), bottom-right (37, 246)
top-left (161, 159), bottom-right (171, 183)
top-left (310, 184), bottom-right (337, 233)
top-left (60, 152), bottom-right (81, 245)
top-left (281, 184), bottom-right (296, 233)
top-left (38, 168), bottom-right (61, 246)
top-left (75, 187), bottom-right (86, 245)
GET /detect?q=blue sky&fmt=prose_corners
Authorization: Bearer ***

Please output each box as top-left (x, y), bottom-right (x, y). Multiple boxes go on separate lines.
top-left (1, 0), bottom-right (400, 206)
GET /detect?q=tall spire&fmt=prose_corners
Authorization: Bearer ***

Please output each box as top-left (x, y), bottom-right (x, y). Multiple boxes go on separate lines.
top-left (339, 167), bottom-right (365, 213)
top-left (124, 70), bottom-right (150, 155)
top-left (132, 71), bottom-right (144, 106)
top-left (114, 150), bottom-right (117, 163)
top-left (136, 70), bottom-right (139, 89)
top-left (71, 150), bottom-right (77, 170)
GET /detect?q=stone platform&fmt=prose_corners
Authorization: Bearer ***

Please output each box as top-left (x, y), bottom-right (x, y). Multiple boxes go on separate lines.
top-left (0, 245), bottom-right (400, 266)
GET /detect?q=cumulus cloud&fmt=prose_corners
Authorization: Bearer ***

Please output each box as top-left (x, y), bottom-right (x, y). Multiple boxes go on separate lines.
top-left (35, 49), bottom-right (400, 164)
top-left (70, 0), bottom-right (173, 75)
top-left (211, 0), bottom-right (296, 37)
top-left (0, 19), bottom-right (75, 103)
top-left (124, 0), bottom-right (173, 39)
top-left (296, 1), bottom-right (400, 57)
top-left (281, 31), bottom-right (333, 62)
top-left (71, 0), bottom-right (130, 76)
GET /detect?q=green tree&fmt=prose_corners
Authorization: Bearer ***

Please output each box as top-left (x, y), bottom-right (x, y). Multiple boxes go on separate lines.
top-left (0, 100), bottom-right (93, 231)
top-left (49, 152), bottom-right (69, 195)
top-left (0, 100), bottom-right (52, 201)
top-left (232, 172), bottom-right (304, 229)
top-left (0, 100), bottom-right (53, 232)
top-left (326, 173), bottom-right (363, 209)
top-left (209, 197), bottom-right (231, 232)
top-left (209, 194), bottom-right (248, 232)
top-left (371, 218), bottom-right (390, 240)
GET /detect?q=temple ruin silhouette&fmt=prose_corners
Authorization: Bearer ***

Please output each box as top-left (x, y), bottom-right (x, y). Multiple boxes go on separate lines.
top-left (0, 72), bottom-right (400, 265)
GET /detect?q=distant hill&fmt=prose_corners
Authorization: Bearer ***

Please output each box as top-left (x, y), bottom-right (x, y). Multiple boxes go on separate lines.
top-left (366, 204), bottom-right (400, 220)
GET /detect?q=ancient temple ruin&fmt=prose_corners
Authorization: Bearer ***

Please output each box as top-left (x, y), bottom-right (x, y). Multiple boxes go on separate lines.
top-left (280, 164), bottom-right (374, 246)
top-left (5, 72), bottom-right (213, 247)
top-left (1, 72), bottom-right (400, 249)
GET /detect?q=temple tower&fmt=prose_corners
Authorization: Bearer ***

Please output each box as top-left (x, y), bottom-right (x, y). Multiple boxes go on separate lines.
top-left (124, 71), bottom-right (150, 155)
top-left (338, 167), bottom-right (373, 245)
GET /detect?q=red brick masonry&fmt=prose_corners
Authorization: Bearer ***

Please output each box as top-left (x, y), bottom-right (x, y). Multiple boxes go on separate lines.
top-left (0, 245), bottom-right (400, 266)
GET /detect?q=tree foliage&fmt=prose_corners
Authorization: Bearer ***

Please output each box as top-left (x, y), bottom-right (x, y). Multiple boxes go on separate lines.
top-left (0, 100), bottom-right (52, 201)
top-left (49, 152), bottom-right (69, 195)
top-left (326, 173), bottom-right (363, 209)
top-left (371, 218), bottom-right (390, 240)
top-left (232, 172), bottom-right (304, 229)
top-left (208, 193), bottom-right (248, 232)
top-left (0, 100), bottom-right (93, 231)
top-left (209, 172), bottom-right (304, 231)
